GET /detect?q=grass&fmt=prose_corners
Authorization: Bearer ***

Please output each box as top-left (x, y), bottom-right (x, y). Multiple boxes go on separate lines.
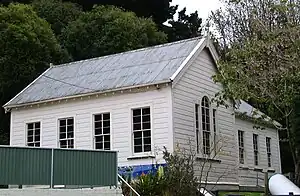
top-left (218, 191), bottom-right (264, 196)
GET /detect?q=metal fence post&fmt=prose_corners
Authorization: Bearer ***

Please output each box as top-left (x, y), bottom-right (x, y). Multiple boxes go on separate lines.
top-left (130, 167), bottom-right (133, 196)
top-left (264, 172), bottom-right (269, 196)
top-left (50, 148), bottom-right (54, 188)
top-left (116, 151), bottom-right (119, 188)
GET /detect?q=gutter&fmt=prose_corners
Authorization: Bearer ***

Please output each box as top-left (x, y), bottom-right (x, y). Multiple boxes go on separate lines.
top-left (4, 80), bottom-right (172, 112)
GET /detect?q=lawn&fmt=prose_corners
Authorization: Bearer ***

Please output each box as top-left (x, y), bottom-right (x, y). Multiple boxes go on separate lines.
top-left (218, 191), bottom-right (264, 196)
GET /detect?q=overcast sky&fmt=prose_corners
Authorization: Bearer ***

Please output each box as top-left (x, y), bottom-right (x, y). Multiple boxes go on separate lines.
top-left (171, 0), bottom-right (224, 21)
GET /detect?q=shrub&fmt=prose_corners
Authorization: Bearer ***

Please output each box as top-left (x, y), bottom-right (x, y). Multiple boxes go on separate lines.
top-left (121, 146), bottom-right (201, 196)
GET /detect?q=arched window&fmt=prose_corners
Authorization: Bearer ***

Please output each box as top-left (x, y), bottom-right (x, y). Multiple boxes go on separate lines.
top-left (201, 96), bottom-right (210, 155)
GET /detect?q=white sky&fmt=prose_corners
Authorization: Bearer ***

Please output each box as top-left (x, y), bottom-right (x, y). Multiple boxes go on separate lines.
top-left (171, 0), bottom-right (224, 21)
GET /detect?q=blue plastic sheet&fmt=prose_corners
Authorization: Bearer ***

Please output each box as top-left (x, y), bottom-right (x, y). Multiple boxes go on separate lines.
top-left (118, 163), bottom-right (167, 178)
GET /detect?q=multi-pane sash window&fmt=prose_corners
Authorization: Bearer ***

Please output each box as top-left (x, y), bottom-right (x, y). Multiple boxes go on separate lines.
top-left (238, 130), bottom-right (245, 164)
top-left (132, 107), bottom-right (151, 153)
top-left (253, 134), bottom-right (259, 165)
top-left (201, 96), bottom-right (210, 155)
top-left (94, 113), bottom-right (110, 150)
top-left (27, 122), bottom-right (40, 147)
top-left (195, 104), bottom-right (200, 153)
top-left (59, 118), bottom-right (74, 148)
top-left (212, 109), bottom-right (217, 151)
top-left (266, 137), bottom-right (272, 167)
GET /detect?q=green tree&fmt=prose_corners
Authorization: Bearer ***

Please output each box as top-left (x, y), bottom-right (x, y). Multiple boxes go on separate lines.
top-left (1, 0), bottom-right (203, 42)
top-left (1, 0), bottom-right (178, 26)
top-left (31, 0), bottom-right (83, 36)
top-left (59, 0), bottom-right (203, 41)
top-left (64, 0), bottom-right (203, 42)
top-left (212, 0), bottom-right (300, 185)
top-left (0, 0), bottom-right (30, 5)
top-left (164, 8), bottom-right (202, 42)
top-left (59, 0), bottom-right (178, 26)
top-left (291, 99), bottom-right (300, 181)
top-left (0, 3), bottom-right (69, 144)
top-left (61, 5), bottom-right (167, 61)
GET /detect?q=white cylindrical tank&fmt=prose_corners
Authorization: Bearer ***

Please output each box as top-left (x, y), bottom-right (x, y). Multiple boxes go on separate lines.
top-left (269, 174), bottom-right (300, 195)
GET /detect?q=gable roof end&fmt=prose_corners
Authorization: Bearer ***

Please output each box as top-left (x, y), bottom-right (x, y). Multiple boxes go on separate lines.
top-left (170, 37), bottom-right (219, 81)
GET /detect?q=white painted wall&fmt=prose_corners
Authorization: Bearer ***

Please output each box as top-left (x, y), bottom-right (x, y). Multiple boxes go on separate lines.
top-left (235, 118), bottom-right (281, 186)
top-left (10, 86), bottom-right (173, 166)
top-left (171, 48), bottom-right (239, 185)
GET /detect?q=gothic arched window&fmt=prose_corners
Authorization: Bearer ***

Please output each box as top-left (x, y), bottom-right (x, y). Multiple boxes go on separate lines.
top-left (201, 96), bottom-right (210, 155)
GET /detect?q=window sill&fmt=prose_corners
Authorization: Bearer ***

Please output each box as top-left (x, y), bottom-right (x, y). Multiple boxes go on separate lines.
top-left (239, 166), bottom-right (274, 172)
top-left (127, 154), bottom-right (155, 160)
top-left (253, 167), bottom-right (263, 172)
top-left (267, 168), bottom-right (276, 173)
top-left (239, 165), bottom-right (250, 170)
top-left (195, 156), bottom-right (221, 163)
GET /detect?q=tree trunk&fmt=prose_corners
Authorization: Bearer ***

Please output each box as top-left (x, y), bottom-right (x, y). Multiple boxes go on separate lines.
top-left (286, 117), bottom-right (299, 185)
top-left (294, 160), bottom-right (300, 186)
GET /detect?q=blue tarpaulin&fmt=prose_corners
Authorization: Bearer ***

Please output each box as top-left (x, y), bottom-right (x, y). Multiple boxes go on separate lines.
top-left (118, 163), bottom-right (167, 178)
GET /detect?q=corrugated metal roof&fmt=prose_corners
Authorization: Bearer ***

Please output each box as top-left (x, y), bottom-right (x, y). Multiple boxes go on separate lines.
top-left (235, 100), bottom-right (281, 127)
top-left (235, 100), bottom-right (254, 117)
top-left (5, 37), bottom-right (205, 106)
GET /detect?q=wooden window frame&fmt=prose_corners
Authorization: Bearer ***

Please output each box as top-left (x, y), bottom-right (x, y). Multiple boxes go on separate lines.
top-left (238, 130), bottom-right (245, 164)
top-left (212, 108), bottom-right (217, 153)
top-left (195, 104), bottom-right (200, 153)
top-left (253, 134), bottom-right (259, 166)
top-left (26, 122), bottom-right (41, 147)
top-left (266, 137), bottom-right (272, 167)
top-left (132, 107), bottom-right (151, 153)
top-left (93, 113), bottom-right (111, 150)
top-left (201, 96), bottom-right (211, 156)
top-left (58, 117), bottom-right (74, 149)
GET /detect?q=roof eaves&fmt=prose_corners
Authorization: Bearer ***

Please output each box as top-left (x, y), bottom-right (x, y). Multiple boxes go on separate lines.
top-left (4, 79), bottom-right (172, 111)
top-left (3, 67), bottom-right (53, 111)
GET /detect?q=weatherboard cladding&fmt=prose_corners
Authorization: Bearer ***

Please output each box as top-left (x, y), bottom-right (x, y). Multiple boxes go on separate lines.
top-left (6, 37), bottom-right (204, 106)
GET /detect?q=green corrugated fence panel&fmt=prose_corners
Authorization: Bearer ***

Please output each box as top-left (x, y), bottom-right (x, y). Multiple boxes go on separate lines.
top-left (0, 146), bottom-right (52, 185)
top-left (53, 149), bottom-right (117, 186)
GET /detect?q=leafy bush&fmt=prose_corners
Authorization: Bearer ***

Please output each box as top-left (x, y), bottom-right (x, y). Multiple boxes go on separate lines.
top-left (121, 146), bottom-right (201, 196)
top-left (162, 147), bottom-right (199, 196)
top-left (134, 171), bottom-right (165, 196)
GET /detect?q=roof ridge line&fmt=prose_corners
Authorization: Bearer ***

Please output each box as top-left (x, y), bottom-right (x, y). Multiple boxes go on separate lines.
top-left (54, 36), bottom-right (204, 68)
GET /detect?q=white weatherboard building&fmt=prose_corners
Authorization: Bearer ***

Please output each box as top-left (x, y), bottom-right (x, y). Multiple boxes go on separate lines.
top-left (4, 37), bottom-right (281, 190)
